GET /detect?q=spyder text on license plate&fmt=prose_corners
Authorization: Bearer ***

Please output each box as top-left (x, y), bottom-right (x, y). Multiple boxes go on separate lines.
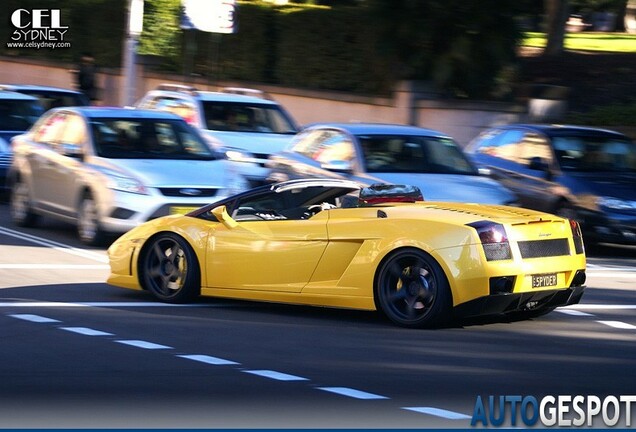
top-left (532, 273), bottom-right (557, 288)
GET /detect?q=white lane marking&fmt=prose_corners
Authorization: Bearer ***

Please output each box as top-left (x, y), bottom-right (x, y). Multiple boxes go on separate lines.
top-left (115, 340), bottom-right (173, 350)
top-left (243, 370), bottom-right (309, 381)
top-left (556, 309), bottom-right (595, 317)
top-left (59, 327), bottom-right (114, 336)
top-left (586, 271), bottom-right (636, 278)
top-left (317, 387), bottom-right (388, 400)
top-left (403, 406), bottom-right (472, 420)
top-left (0, 226), bottom-right (108, 263)
top-left (597, 320), bottom-right (636, 330)
top-left (0, 264), bottom-right (110, 269)
top-left (8, 313), bottom-right (60, 323)
top-left (177, 354), bottom-right (239, 366)
top-left (565, 304), bottom-right (636, 310)
top-left (586, 264), bottom-right (636, 271)
top-left (0, 302), bottom-right (214, 308)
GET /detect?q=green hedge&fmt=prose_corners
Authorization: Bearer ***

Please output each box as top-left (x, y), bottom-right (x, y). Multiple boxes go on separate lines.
top-left (1, 0), bottom-right (521, 98)
top-left (1, 0), bottom-right (126, 67)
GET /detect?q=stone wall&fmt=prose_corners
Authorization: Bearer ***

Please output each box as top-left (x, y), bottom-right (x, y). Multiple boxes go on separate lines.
top-left (0, 56), bottom-right (531, 146)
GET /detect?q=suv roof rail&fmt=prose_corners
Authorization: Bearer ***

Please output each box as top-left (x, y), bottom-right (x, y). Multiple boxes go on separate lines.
top-left (219, 86), bottom-right (273, 100)
top-left (156, 83), bottom-right (198, 94)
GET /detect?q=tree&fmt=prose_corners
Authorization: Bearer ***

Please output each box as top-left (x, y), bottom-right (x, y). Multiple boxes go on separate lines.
top-left (544, 0), bottom-right (569, 56)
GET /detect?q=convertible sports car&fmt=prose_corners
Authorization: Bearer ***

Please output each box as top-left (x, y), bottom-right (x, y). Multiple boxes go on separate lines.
top-left (107, 179), bottom-right (587, 328)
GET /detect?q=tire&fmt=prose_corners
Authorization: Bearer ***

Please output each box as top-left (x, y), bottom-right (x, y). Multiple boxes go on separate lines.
top-left (140, 233), bottom-right (200, 303)
top-left (10, 177), bottom-right (39, 227)
top-left (554, 202), bottom-right (576, 220)
top-left (77, 192), bottom-right (106, 246)
top-left (375, 248), bottom-right (452, 328)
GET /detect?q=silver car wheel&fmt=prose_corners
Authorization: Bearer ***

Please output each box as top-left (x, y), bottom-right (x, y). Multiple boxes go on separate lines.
top-left (11, 179), bottom-right (38, 227)
top-left (77, 194), bottom-right (104, 245)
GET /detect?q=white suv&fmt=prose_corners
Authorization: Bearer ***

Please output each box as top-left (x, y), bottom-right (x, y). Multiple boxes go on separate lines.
top-left (135, 84), bottom-right (299, 186)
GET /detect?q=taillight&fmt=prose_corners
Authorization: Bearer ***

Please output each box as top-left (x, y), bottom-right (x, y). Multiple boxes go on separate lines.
top-left (570, 219), bottom-right (585, 254)
top-left (468, 221), bottom-right (512, 261)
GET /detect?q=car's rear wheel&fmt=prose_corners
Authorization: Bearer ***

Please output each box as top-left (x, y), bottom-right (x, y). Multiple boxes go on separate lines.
top-left (77, 192), bottom-right (106, 246)
top-left (375, 248), bottom-right (452, 328)
top-left (140, 233), bottom-right (200, 303)
top-left (10, 177), bottom-right (39, 227)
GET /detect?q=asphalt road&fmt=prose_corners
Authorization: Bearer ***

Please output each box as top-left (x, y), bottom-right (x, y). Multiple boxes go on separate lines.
top-left (0, 202), bottom-right (635, 429)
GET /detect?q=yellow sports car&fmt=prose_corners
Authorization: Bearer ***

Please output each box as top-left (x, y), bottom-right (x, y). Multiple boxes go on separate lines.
top-left (107, 179), bottom-right (586, 328)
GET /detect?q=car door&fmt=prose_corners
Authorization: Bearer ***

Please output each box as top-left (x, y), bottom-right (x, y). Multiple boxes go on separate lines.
top-left (28, 111), bottom-right (67, 209)
top-left (205, 191), bottom-right (329, 292)
top-left (471, 129), bottom-right (559, 212)
top-left (46, 113), bottom-right (89, 216)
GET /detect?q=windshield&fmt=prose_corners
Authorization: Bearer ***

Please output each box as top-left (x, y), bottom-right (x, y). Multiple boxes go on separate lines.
top-left (359, 135), bottom-right (477, 175)
top-left (0, 99), bottom-right (44, 131)
top-left (553, 135), bottom-right (636, 173)
top-left (90, 118), bottom-right (217, 160)
top-left (18, 90), bottom-right (89, 111)
top-left (201, 101), bottom-right (297, 134)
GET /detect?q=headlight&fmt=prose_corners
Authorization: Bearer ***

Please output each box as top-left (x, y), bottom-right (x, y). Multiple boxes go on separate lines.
top-left (0, 138), bottom-right (8, 153)
top-left (598, 197), bottom-right (636, 211)
top-left (225, 148), bottom-right (255, 163)
top-left (106, 174), bottom-right (148, 195)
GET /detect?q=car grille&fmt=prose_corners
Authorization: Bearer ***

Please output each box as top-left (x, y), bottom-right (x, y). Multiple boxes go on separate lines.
top-left (254, 153), bottom-right (269, 167)
top-left (158, 188), bottom-right (219, 198)
top-left (0, 153), bottom-right (11, 168)
top-left (517, 238), bottom-right (570, 258)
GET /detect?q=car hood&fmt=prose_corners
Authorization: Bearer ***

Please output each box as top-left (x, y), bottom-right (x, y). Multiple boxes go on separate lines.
top-left (204, 130), bottom-right (294, 155)
top-left (355, 172), bottom-right (516, 205)
top-left (568, 171), bottom-right (636, 200)
top-left (95, 158), bottom-right (233, 188)
top-left (0, 130), bottom-right (26, 144)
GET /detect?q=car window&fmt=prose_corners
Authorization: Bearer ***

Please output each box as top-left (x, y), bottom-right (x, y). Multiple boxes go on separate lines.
top-left (519, 133), bottom-right (553, 166)
top-left (0, 98), bottom-right (44, 131)
top-left (553, 135), bottom-right (636, 172)
top-left (201, 101), bottom-right (296, 134)
top-left (58, 113), bottom-right (87, 145)
top-left (17, 90), bottom-right (89, 111)
top-left (291, 130), bottom-right (356, 164)
top-left (484, 129), bottom-right (525, 162)
top-left (90, 118), bottom-right (216, 160)
top-left (151, 96), bottom-right (198, 125)
top-left (229, 186), bottom-right (346, 221)
top-left (359, 135), bottom-right (476, 175)
top-left (32, 111), bottom-right (67, 144)
top-left (468, 129), bottom-right (507, 155)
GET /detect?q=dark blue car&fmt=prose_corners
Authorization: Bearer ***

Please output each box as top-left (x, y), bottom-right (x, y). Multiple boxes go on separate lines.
top-left (0, 90), bottom-right (44, 195)
top-left (465, 124), bottom-right (636, 246)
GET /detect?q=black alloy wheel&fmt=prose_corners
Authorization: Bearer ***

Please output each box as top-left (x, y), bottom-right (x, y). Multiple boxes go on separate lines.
top-left (141, 233), bottom-right (200, 303)
top-left (375, 248), bottom-right (451, 328)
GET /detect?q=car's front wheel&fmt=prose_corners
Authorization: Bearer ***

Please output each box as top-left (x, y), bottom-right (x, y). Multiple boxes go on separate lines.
top-left (140, 233), bottom-right (200, 303)
top-left (10, 177), bottom-right (39, 227)
top-left (375, 248), bottom-right (452, 328)
top-left (77, 192), bottom-right (106, 246)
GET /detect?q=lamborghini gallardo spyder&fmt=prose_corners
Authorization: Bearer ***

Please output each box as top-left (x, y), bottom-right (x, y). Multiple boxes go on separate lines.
top-left (107, 179), bottom-right (586, 328)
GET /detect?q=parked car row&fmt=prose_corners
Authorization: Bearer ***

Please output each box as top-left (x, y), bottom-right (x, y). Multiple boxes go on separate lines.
top-left (2, 82), bottom-right (635, 247)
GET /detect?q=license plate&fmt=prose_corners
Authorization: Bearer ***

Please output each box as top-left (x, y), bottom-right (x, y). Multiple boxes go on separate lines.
top-left (170, 206), bottom-right (198, 215)
top-left (532, 273), bottom-right (558, 288)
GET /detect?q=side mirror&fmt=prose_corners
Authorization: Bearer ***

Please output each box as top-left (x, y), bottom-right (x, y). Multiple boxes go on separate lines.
top-left (321, 160), bottom-right (353, 173)
top-left (528, 156), bottom-right (549, 172)
top-left (211, 205), bottom-right (238, 229)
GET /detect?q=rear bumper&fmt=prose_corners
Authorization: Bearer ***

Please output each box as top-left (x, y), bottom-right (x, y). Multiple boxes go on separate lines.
top-left (453, 286), bottom-right (585, 318)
